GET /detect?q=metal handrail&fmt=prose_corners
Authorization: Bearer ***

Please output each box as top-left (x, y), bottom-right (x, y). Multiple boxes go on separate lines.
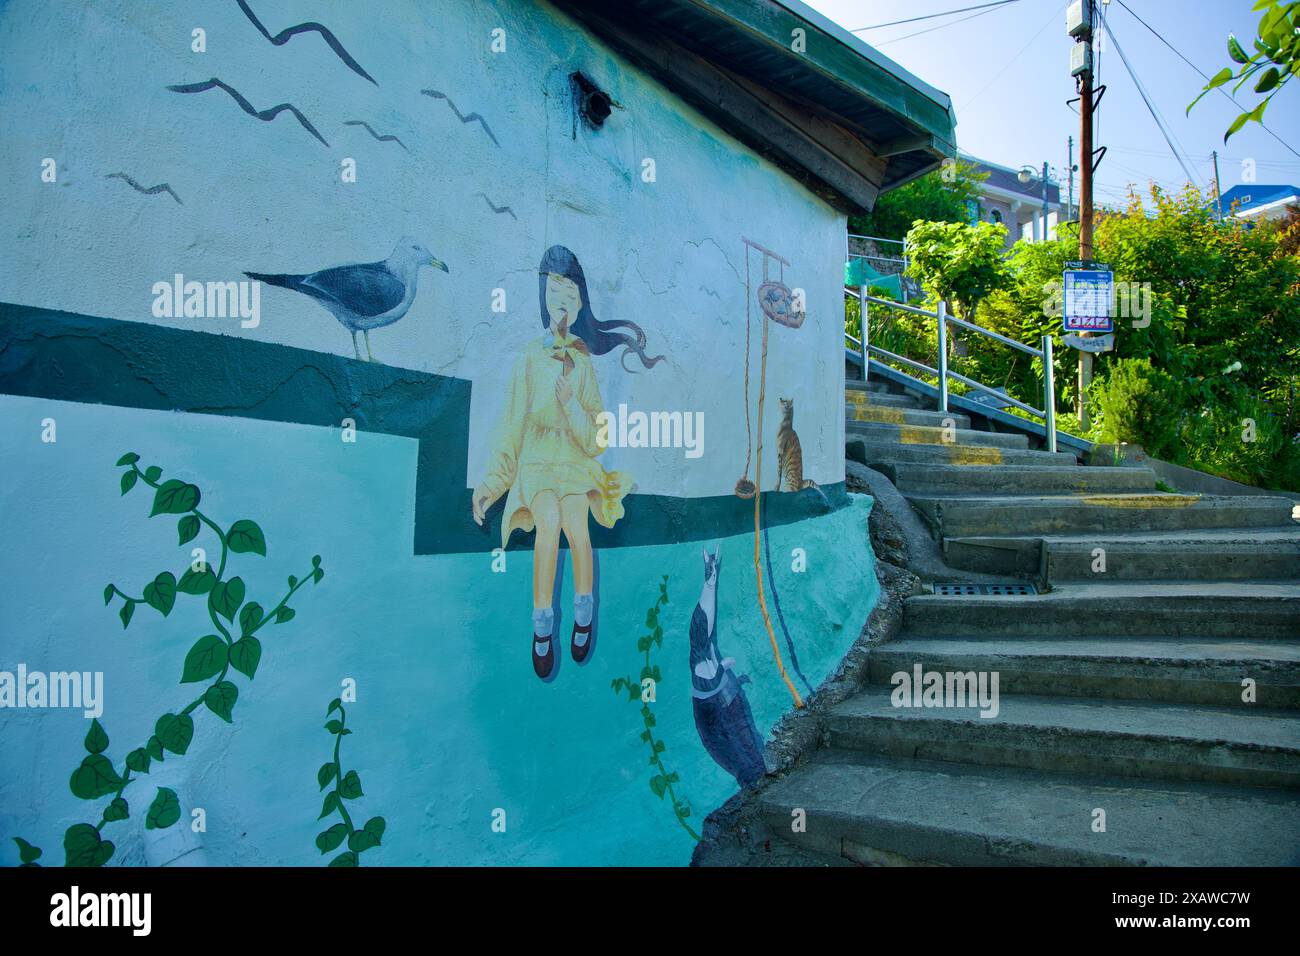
top-left (843, 288), bottom-right (1058, 452)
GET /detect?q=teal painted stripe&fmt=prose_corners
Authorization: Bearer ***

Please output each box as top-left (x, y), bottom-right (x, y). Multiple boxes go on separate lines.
top-left (0, 303), bottom-right (848, 554)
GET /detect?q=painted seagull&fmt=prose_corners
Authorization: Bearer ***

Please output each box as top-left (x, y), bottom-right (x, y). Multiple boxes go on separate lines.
top-left (246, 237), bottom-right (449, 361)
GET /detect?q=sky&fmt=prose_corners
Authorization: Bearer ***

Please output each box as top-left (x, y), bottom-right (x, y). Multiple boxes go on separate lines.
top-left (802, 0), bottom-right (1300, 208)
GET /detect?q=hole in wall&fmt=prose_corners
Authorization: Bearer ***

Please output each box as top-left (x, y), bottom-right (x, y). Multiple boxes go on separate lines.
top-left (571, 71), bottom-right (613, 128)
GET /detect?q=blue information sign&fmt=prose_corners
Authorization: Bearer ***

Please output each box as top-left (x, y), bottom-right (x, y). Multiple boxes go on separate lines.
top-left (1063, 261), bottom-right (1114, 333)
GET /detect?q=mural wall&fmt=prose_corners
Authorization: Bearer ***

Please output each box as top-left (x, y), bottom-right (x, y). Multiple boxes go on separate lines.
top-left (0, 0), bottom-right (879, 866)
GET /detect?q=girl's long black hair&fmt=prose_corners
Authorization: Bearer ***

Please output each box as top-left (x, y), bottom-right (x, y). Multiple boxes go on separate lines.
top-left (538, 245), bottom-right (664, 371)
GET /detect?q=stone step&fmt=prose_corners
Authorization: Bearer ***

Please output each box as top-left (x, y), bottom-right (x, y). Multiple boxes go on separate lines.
top-left (845, 405), bottom-right (971, 428)
top-left (1043, 534), bottom-right (1300, 583)
top-left (880, 463), bottom-right (1154, 496)
top-left (844, 390), bottom-right (924, 409)
top-left (845, 379), bottom-right (893, 394)
top-left (944, 531), bottom-right (1300, 580)
top-left (908, 492), bottom-right (1296, 538)
top-left (758, 751), bottom-right (1300, 866)
top-left (902, 583), bottom-right (1300, 639)
top-left (847, 438), bottom-right (1078, 468)
top-left (827, 685), bottom-right (1300, 789)
top-left (870, 635), bottom-right (1300, 708)
top-left (846, 420), bottom-right (1028, 450)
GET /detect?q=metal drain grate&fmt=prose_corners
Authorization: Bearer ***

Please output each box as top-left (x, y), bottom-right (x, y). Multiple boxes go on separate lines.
top-left (932, 582), bottom-right (1038, 596)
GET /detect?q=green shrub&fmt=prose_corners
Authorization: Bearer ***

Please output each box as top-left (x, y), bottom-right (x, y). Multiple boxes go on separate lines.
top-left (1089, 358), bottom-right (1181, 459)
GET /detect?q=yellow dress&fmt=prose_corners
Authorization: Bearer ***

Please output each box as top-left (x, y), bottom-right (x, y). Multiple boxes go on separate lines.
top-left (480, 333), bottom-right (631, 549)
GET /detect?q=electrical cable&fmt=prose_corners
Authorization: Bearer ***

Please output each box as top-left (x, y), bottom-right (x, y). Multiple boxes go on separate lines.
top-left (960, 0), bottom-right (1069, 110)
top-left (1113, 0), bottom-right (1300, 160)
top-left (851, 0), bottom-right (1019, 32)
top-left (876, 1), bottom-right (1021, 46)
top-left (1107, 20), bottom-right (1203, 190)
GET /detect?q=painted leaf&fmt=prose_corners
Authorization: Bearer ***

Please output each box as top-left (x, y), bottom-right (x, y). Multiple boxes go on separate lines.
top-left (144, 572), bottom-right (177, 617)
top-left (146, 735), bottom-right (165, 762)
top-left (145, 787), bottom-right (181, 830)
top-left (229, 636), bottom-right (262, 679)
top-left (13, 837), bottom-right (42, 864)
top-left (154, 713), bottom-right (194, 755)
top-left (211, 577), bottom-right (245, 622)
top-left (348, 827), bottom-right (380, 853)
top-left (120, 470), bottom-right (138, 495)
top-left (327, 698), bottom-right (342, 716)
top-left (318, 762), bottom-right (338, 790)
top-left (227, 519), bottom-right (266, 556)
top-left (328, 850), bottom-right (358, 867)
top-left (150, 479), bottom-right (200, 516)
top-left (181, 635), bottom-right (228, 683)
top-left (238, 601), bottom-right (264, 635)
top-left (316, 823), bottom-right (348, 854)
top-left (119, 601), bottom-right (135, 630)
top-left (103, 797), bottom-right (129, 822)
top-left (325, 719), bottom-right (344, 735)
top-left (125, 748), bottom-right (151, 774)
top-left (177, 514), bottom-right (201, 545)
top-left (338, 770), bottom-right (363, 800)
top-left (319, 791), bottom-right (341, 820)
top-left (204, 681), bottom-right (239, 723)
top-left (649, 774), bottom-right (667, 798)
top-left (69, 754), bottom-right (123, 800)
top-left (312, 567), bottom-right (324, 584)
top-left (177, 566), bottom-right (216, 595)
top-left (144, 465), bottom-right (162, 482)
top-left (63, 824), bottom-right (114, 867)
top-left (115, 453), bottom-right (139, 467)
top-left (362, 816), bottom-right (385, 843)
top-left (275, 606), bottom-right (295, 624)
top-left (83, 718), bottom-right (109, 755)
top-left (103, 584), bottom-right (113, 606)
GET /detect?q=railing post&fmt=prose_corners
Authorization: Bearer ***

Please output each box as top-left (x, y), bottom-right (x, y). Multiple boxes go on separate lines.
top-left (936, 300), bottom-right (949, 413)
top-left (858, 285), bottom-right (869, 382)
top-left (1042, 334), bottom-right (1057, 454)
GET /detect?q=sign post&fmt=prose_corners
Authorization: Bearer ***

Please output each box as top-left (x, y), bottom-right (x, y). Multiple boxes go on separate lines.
top-left (1063, 259), bottom-right (1113, 427)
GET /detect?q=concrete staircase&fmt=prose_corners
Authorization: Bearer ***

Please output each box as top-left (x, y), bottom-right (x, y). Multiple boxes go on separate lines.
top-left (762, 375), bottom-right (1300, 866)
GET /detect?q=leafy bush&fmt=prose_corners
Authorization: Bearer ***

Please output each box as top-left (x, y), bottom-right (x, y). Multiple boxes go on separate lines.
top-left (1088, 358), bottom-right (1181, 458)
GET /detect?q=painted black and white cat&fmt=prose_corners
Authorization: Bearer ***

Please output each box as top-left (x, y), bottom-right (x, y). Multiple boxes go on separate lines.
top-left (688, 545), bottom-right (766, 789)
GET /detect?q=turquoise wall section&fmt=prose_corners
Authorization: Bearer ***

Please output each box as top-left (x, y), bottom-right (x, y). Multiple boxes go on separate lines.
top-left (0, 0), bottom-right (878, 866)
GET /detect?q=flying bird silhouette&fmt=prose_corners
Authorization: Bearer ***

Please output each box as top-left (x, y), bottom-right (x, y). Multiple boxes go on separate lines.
top-left (246, 238), bottom-right (448, 361)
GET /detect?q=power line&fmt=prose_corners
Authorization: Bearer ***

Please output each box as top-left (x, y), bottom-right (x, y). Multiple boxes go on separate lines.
top-left (1106, 20), bottom-right (1203, 190)
top-left (850, 0), bottom-right (1019, 32)
top-left (876, 1), bottom-right (1021, 46)
top-left (1113, 0), bottom-right (1300, 160)
top-left (959, 0), bottom-right (1069, 110)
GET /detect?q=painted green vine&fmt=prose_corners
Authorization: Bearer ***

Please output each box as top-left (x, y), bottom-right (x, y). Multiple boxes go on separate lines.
top-left (611, 575), bottom-right (699, 842)
top-left (10, 452), bottom-right (324, 867)
top-left (315, 699), bottom-right (386, 866)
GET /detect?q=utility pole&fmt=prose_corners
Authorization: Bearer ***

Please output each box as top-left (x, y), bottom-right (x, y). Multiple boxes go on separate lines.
top-left (1041, 160), bottom-right (1050, 240)
top-left (1077, 0), bottom-right (1096, 429)
top-left (1067, 135), bottom-right (1075, 221)
top-left (1212, 149), bottom-right (1224, 221)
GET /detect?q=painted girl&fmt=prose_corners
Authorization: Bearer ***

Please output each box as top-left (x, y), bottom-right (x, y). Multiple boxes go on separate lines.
top-left (472, 246), bottom-right (662, 680)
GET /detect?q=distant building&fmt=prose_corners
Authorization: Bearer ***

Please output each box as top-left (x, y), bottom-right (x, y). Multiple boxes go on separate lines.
top-left (960, 153), bottom-right (1064, 249)
top-left (1219, 184), bottom-right (1300, 222)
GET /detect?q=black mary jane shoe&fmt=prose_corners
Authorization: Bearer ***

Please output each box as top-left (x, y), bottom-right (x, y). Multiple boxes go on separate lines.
top-left (533, 633), bottom-right (556, 680)
top-left (571, 621), bottom-right (594, 664)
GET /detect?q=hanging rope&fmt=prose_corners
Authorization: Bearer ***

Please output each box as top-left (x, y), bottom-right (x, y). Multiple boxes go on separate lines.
top-left (735, 249), bottom-right (756, 499)
top-left (751, 250), bottom-right (804, 710)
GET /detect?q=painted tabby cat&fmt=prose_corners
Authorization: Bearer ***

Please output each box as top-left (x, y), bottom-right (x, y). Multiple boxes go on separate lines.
top-left (774, 397), bottom-right (829, 506)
